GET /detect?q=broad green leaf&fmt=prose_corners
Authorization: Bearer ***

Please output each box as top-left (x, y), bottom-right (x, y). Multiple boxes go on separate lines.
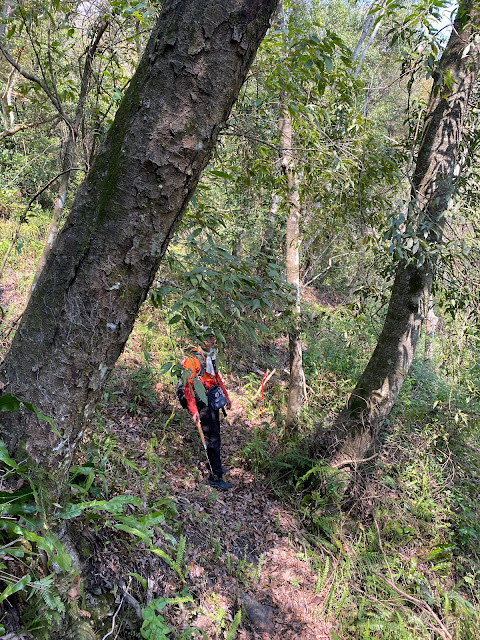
top-left (0, 394), bottom-right (56, 434)
top-left (209, 170), bottom-right (234, 180)
top-left (193, 378), bottom-right (208, 404)
top-left (0, 489), bottom-right (36, 515)
top-left (0, 574), bottom-right (31, 604)
top-left (159, 362), bottom-right (173, 376)
top-left (60, 495), bottom-right (141, 519)
top-left (21, 400), bottom-right (53, 425)
top-left (0, 394), bottom-right (21, 413)
top-left (0, 441), bottom-right (18, 470)
top-left (114, 523), bottom-right (152, 545)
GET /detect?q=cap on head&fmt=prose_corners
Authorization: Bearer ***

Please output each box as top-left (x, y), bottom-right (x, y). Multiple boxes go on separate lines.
top-left (199, 325), bottom-right (215, 338)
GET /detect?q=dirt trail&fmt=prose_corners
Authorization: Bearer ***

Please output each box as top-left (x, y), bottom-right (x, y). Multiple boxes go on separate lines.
top-left (0, 280), bottom-right (333, 638)
top-left (101, 372), bottom-right (333, 640)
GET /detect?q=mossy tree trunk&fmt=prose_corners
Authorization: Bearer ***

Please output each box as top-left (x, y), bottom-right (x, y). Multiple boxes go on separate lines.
top-left (311, 0), bottom-right (480, 470)
top-left (0, 0), bottom-right (278, 496)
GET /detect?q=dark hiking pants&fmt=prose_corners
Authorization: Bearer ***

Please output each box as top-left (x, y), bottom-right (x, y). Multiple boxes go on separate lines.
top-left (197, 400), bottom-right (222, 477)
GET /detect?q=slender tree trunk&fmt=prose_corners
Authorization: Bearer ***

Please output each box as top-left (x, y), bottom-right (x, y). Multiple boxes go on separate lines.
top-left (278, 0), bottom-right (304, 433)
top-left (0, 0), bottom-right (278, 495)
top-left (0, 0), bottom-right (14, 40)
top-left (424, 294), bottom-right (438, 361)
top-left (279, 105), bottom-right (304, 432)
top-left (28, 20), bottom-right (109, 298)
top-left (1, 65), bottom-right (17, 130)
top-left (261, 192), bottom-right (278, 253)
top-left (311, 0), bottom-right (480, 469)
top-left (353, 0), bottom-right (386, 76)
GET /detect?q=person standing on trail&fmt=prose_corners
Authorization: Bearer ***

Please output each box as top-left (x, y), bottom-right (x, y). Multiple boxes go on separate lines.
top-left (182, 327), bottom-right (233, 490)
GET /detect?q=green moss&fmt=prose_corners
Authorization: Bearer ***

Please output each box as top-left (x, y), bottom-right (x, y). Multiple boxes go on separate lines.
top-left (92, 51), bottom-right (151, 227)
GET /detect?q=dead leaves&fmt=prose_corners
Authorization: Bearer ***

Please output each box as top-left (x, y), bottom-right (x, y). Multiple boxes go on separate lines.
top-left (89, 367), bottom-right (333, 639)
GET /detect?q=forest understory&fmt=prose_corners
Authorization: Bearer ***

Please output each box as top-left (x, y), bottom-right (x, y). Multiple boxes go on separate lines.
top-left (1, 0), bottom-right (480, 637)
top-left (2, 267), bottom-right (480, 640)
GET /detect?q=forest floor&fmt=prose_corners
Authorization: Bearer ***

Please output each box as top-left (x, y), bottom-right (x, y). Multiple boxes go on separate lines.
top-left (87, 345), bottom-right (334, 640)
top-left (1, 267), bottom-right (335, 639)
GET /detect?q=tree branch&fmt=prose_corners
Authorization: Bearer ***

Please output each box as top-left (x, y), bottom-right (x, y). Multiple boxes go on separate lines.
top-left (0, 42), bottom-right (64, 116)
top-left (0, 116), bottom-right (59, 140)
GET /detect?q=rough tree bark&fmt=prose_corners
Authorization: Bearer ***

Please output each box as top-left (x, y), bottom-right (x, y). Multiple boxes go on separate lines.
top-left (311, 0), bottom-right (480, 470)
top-left (0, 0), bottom-right (278, 494)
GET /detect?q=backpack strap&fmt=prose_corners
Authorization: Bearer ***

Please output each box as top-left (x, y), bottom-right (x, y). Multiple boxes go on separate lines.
top-left (192, 351), bottom-right (220, 387)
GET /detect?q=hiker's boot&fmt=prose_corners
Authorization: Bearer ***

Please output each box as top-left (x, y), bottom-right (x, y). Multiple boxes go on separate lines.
top-left (203, 464), bottom-right (230, 475)
top-left (208, 475), bottom-right (233, 490)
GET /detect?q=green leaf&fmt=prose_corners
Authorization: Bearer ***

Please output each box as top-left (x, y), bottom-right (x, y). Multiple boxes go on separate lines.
top-left (0, 440), bottom-right (18, 469)
top-left (209, 170), bottom-right (235, 180)
top-left (150, 549), bottom-right (185, 582)
top-left (60, 495), bottom-right (141, 519)
top-left (114, 523), bottom-right (152, 545)
top-left (0, 394), bottom-right (55, 432)
top-left (0, 488), bottom-right (36, 515)
top-left (0, 394), bottom-right (21, 413)
top-left (226, 610), bottom-right (242, 640)
top-left (0, 574), bottom-right (31, 604)
top-left (192, 378), bottom-right (208, 404)
top-left (128, 572), bottom-right (147, 589)
top-left (159, 362), bottom-right (173, 376)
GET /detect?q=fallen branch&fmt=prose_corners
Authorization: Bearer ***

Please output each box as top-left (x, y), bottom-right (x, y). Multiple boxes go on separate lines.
top-left (330, 452), bottom-right (379, 469)
top-left (372, 571), bottom-right (452, 640)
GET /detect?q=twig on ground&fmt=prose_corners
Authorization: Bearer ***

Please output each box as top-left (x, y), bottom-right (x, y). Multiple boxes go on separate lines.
top-left (330, 453), bottom-right (379, 469)
top-left (102, 577), bottom-right (138, 640)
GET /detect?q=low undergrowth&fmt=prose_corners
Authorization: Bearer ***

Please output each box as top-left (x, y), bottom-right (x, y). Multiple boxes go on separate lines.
top-left (234, 302), bottom-right (480, 640)
top-left (0, 249), bottom-right (479, 639)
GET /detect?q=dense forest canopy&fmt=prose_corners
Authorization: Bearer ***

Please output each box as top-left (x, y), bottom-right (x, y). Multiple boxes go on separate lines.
top-left (0, 0), bottom-right (479, 638)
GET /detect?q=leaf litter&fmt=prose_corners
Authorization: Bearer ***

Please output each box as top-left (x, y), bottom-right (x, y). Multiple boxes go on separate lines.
top-left (82, 360), bottom-right (333, 639)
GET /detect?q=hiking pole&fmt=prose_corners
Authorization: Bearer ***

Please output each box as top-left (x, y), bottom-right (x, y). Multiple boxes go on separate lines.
top-left (195, 417), bottom-right (215, 478)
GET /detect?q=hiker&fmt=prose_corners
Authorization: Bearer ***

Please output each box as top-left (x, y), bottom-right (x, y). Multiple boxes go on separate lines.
top-left (182, 327), bottom-right (233, 490)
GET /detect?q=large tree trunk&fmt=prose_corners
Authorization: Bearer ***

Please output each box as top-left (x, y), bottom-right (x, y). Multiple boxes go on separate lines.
top-left (311, 0), bottom-right (480, 469)
top-left (0, 0), bottom-right (278, 494)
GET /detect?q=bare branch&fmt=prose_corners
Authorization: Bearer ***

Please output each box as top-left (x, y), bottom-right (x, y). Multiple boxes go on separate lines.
top-left (0, 43), bottom-right (63, 116)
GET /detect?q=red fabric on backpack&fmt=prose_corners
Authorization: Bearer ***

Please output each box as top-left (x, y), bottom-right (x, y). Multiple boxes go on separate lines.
top-left (182, 349), bottom-right (229, 415)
